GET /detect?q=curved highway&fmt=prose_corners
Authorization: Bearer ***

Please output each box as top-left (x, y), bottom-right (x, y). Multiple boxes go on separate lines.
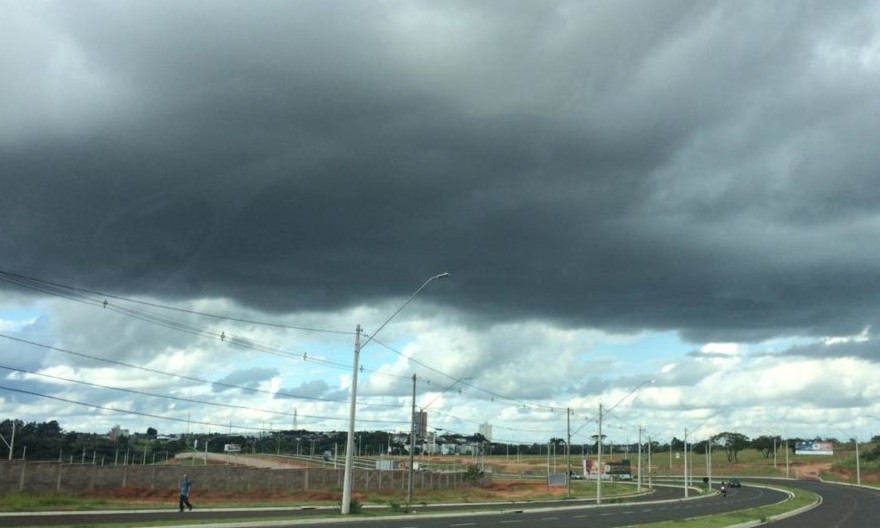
top-left (752, 478), bottom-right (880, 528)
top-left (4, 478), bottom-right (878, 527)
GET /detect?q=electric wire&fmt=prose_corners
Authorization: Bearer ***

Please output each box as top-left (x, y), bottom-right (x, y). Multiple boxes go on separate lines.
top-left (0, 364), bottom-right (406, 427)
top-left (0, 270), bottom-right (596, 439)
top-left (0, 333), bottom-right (400, 411)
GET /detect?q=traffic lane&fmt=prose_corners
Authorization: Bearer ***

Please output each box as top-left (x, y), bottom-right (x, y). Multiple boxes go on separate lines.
top-left (752, 479), bottom-right (880, 528)
top-left (260, 485), bottom-right (786, 528)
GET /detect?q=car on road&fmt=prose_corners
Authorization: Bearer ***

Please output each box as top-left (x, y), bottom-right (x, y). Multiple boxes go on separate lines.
top-left (728, 478), bottom-right (741, 488)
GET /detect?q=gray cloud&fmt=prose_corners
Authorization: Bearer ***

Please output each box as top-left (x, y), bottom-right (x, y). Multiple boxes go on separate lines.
top-left (3, 1), bottom-right (880, 438)
top-left (276, 379), bottom-right (336, 401)
top-left (775, 340), bottom-right (880, 363)
top-left (212, 367), bottom-right (278, 393)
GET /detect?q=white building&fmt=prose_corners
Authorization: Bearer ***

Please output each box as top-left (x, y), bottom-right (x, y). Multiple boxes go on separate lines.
top-left (479, 422), bottom-right (492, 442)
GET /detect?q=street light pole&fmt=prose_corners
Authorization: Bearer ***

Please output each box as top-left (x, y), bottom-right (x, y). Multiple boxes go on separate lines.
top-left (341, 325), bottom-right (362, 514)
top-left (340, 272), bottom-right (450, 515)
top-left (683, 427), bottom-right (688, 499)
top-left (707, 433), bottom-right (712, 490)
top-left (408, 373), bottom-right (417, 504)
top-left (597, 403), bottom-right (604, 504)
top-left (785, 438), bottom-right (790, 478)
top-left (637, 425), bottom-right (643, 492)
top-left (566, 408), bottom-right (572, 498)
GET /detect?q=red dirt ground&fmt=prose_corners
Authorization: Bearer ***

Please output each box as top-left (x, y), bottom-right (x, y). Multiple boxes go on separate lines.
top-left (99, 478), bottom-right (560, 505)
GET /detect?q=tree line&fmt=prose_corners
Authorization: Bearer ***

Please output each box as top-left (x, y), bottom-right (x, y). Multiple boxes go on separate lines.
top-left (3, 419), bottom-right (878, 463)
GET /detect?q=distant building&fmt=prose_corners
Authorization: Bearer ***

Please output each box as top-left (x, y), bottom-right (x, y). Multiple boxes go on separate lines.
top-left (479, 422), bottom-right (493, 442)
top-left (413, 410), bottom-right (428, 438)
top-left (108, 425), bottom-right (130, 441)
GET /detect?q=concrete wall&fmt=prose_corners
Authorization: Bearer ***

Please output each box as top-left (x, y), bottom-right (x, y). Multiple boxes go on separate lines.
top-left (0, 460), bottom-right (482, 495)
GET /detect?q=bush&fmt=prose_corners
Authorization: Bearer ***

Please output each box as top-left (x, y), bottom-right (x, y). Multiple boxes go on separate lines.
top-left (340, 498), bottom-right (362, 513)
top-left (465, 464), bottom-right (484, 486)
top-left (388, 500), bottom-right (408, 513)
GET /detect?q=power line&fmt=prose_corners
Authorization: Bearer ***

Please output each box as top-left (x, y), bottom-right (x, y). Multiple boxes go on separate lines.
top-left (0, 269), bottom-right (352, 335)
top-left (1, 269), bottom-right (563, 413)
top-left (0, 384), bottom-right (268, 432)
top-left (0, 364), bottom-right (410, 426)
top-left (0, 270), bottom-right (414, 382)
top-left (0, 270), bottom-right (588, 435)
top-left (0, 333), bottom-right (402, 410)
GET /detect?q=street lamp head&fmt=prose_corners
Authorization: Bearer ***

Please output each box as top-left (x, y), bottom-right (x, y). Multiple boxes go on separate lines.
top-left (434, 272), bottom-right (451, 280)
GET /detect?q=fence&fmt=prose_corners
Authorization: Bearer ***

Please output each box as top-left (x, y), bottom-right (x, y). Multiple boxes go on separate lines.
top-left (0, 460), bottom-right (482, 495)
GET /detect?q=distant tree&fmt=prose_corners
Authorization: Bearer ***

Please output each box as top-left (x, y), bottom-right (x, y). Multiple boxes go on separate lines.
top-left (669, 436), bottom-right (684, 452)
top-left (590, 434), bottom-right (608, 453)
top-left (862, 444), bottom-right (880, 462)
top-left (716, 432), bottom-right (750, 462)
top-left (751, 435), bottom-right (782, 459)
top-left (693, 439), bottom-right (710, 455)
top-left (146, 427), bottom-right (158, 438)
top-left (469, 433), bottom-right (487, 444)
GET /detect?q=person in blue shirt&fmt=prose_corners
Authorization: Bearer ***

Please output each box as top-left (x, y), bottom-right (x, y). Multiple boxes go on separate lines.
top-left (178, 474), bottom-right (194, 512)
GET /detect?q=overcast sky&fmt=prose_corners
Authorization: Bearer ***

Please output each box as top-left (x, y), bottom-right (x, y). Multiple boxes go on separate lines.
top-left (2, 0), bottom-right (880, 448)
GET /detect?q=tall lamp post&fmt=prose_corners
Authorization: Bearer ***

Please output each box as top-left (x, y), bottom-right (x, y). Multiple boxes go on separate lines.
top-left (596, 379), bottom-right (655, 505)
top-left (408, 374), bottom-right (418, 504)
top-left (637, 425), bottom-right (644, 492)
top-left (341, 272), bottom-right (451, 514)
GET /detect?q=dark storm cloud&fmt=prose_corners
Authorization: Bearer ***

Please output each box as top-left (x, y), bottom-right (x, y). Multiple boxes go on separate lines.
top-left (3, 1), bottom-right (880, 343)
top-left (771, 340), bottom-right (880, 363)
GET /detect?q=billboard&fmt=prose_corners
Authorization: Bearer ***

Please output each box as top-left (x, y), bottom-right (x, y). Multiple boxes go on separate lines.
top-left (795, 441), bottom-right (833, 456)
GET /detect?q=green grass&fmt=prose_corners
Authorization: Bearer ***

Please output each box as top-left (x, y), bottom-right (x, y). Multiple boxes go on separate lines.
top-left (0, 492), bottom-right (114, 511)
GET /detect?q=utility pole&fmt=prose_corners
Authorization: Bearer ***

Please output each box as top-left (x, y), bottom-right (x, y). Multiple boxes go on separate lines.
top-left (637, 426), bottom-right (643, 492)
top-left (566, 408), bottom-right (572, 498)
top-left (706, 434), bottom-right (712, 490)
top-left (341, 272), bottom-right (449, 515)
top-left (407, 373), bottom-right (417, 504)
top-left (785, 439), bottom-right (790, 478)
top-left (597, 403), bottom-right (604, 504)
top-left (341, 325), bottom-right (362, 514)
top-left (683, 427), bottom-right (689, 498)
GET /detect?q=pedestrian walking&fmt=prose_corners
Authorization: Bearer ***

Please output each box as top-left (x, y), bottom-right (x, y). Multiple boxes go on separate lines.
top-left (178, 474), bottom-right (194, 512)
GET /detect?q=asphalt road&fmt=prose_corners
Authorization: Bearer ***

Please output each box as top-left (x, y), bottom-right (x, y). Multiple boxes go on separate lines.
top-left (6, 479), bottom-right (878, 528)
top-left (0, 483), bottom-right (784, 528)
top-left (752, 478), bottom-right (880, 528)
